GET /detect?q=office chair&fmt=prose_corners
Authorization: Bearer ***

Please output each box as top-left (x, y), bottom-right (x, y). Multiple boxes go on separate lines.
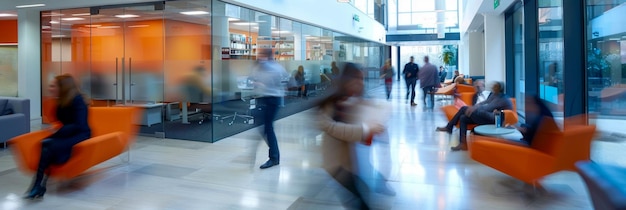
top-left (219, 77), bottom-right (255, 125)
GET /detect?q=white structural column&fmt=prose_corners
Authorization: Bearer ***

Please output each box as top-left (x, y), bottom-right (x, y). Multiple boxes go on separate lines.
top-left (17, 9), bottom-right (41, 120)
top-left (483, 14), bottom-right (506, 83)
top-left (436, 0), bottom-right (446, 38)
top-left (467, 31), bottom-right (484, 77)
top-left (458, 34), bottom-right (470, 75)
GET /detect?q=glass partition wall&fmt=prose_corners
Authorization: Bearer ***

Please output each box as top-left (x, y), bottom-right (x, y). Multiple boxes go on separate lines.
top-left (41, 0), bottom-right (387, 142)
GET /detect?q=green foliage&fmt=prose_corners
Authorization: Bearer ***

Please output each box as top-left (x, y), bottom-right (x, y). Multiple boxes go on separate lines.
top-left (587, 48), bottom-right (611, 77)
top-left (440, 45), bottom-right (458, 66)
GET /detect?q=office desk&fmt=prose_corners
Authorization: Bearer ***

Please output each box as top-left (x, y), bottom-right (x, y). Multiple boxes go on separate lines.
top-left (117, 103), bottom-right (164, 127)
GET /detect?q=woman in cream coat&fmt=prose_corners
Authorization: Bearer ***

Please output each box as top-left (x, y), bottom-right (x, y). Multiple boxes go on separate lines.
top-left (317, 63), bottom-right (385, 210)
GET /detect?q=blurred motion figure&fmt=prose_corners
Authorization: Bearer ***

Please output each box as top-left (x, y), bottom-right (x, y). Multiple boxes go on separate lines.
top-left (250, 48), bottom-right (288, 169)
top-left (25, 74), bottom-right (91, 199)
top-left (317, 63), bottom-right (393, 210)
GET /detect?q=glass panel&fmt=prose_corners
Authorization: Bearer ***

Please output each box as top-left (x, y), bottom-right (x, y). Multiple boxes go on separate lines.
top-left (586, 0), bottom-right (626, 138)
top-left (163, 0), bottom-right (212, 141)
top-left (399, 0), bottom-right (411, 13)
top-left (538, 0), bottom-right (563, 117)
top-left (412, 12), bottom-right (437, 28)
top-left (444, 11), bottom-right (458, 27)
top-left (398, 13), bottom-right (411, 26)
top-left (446, 0), bottom-right (459, 10)
top-left (412, 0), bottom-right (435, 11)
top-left (90, 4), bottom-right (165, 136)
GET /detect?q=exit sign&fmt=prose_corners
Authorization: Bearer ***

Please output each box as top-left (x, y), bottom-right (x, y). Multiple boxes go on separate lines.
top-left (494, 0), bottom-right (500, 9)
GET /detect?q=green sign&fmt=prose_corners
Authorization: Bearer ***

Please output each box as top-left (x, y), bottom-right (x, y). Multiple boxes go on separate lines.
top-left (494, 0), bottom-right (500, 9)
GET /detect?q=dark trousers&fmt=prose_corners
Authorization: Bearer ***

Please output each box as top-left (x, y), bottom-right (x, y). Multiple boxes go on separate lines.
top-left (259, 96), bottom-right (281, 162)
top-left (446, 106), bottom-right (493, 143)
top-left (405, 78), bottom-right (417, 103)
top-left (422, 86), bottom-right (435, 108)
top-left (32, 139), bottom-right (64, 188)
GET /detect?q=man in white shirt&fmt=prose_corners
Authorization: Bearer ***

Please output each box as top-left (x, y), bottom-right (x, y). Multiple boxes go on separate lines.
top-left (473, 80), bottom-right (490, 105)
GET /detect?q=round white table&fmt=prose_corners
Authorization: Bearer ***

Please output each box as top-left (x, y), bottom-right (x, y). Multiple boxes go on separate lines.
top-left (474, 124), bottom-right (516, 136)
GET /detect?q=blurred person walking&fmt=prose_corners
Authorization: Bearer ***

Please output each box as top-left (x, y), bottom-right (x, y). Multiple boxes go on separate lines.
top-left (380, 59), bottom-right (395, 100)
top-left (419, 56), bottom-right (439, 108)
top-left (317, 63), bottom-right (393, 210)
top-left (250, 48), bottom-right (289, 169)
top-left (24, 74), bottom-right (91, 199)
top-left (402, 56), bottom-right (419, 105)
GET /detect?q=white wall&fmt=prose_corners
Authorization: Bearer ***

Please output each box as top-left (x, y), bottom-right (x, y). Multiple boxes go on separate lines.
top-left (483, 14), bottom-right (506, 83)
top-left (222, 0), bottom-right (387, 44)
top-left (468, 31), bottom-right (484, 76)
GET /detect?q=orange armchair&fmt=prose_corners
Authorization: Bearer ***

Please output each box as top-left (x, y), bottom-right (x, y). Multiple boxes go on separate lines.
top-left (9, 107), bottom-right (140, 180)
top-left (469, 119), bottom-right (596, 185)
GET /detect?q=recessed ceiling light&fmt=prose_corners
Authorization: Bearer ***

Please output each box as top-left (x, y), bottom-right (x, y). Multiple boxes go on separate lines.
top-left (61, 17), bottom-right (84, 21)
top-left (16, 4), bottom-right (45, 8)
top-left (98, 26), bottom-right (121, 29)
top-left (115, 14), bottom-right (139, 18)
top-left (50, 21), bottom-right (59, 24)
top-left (51, 35), bottom-right (66, 38)
top-left (233, 22), bottom-right (258, 26)
top-left (272, 31), bottom-right (291, 34)
top-left (128, 25), bottom-right (149, 28)
top-left (72, 13), bottom-right (91, 16)
top-left (228, 17), bottom-right (239, 21)
top-left (42, 13), bottom-right (63, 17)
top-left (84, 24), bottom-right (101, 28)
top-left (0, 13), bottom-right (17, 17)
top-left (180, 11), bottom-right (209, 15)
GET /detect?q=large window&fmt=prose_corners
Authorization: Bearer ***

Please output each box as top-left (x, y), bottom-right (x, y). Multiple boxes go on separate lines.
top-left (586, 1), bottom-right (626, 119)
top-left (512, 4), bottom-right (525, 115)
top-left (390, 0), bottom-right (459, 33)
top-left (538, 0), bottom-right (564, 115)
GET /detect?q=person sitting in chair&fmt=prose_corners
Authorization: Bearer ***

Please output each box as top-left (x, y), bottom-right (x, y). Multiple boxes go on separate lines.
top-left (436, 81), bottom-right (513, 151)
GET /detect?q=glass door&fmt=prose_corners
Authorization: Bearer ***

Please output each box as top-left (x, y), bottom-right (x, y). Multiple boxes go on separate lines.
top-left (90, 3), bottom-right (165, 136)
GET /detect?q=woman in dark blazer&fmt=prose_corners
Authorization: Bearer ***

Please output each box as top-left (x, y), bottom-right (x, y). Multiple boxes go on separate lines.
top-left (25, 74), bottom-right (91, 199)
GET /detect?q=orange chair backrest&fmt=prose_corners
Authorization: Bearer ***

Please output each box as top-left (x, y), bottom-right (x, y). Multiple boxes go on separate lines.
top-left (456, 84), bottom-right (474, 93)
top-left (88, 107), bottom-right (140, 145)
top-left (459, 92), bottom-right (475, 105)
top-left (555, 125), bottom-right (596, 171)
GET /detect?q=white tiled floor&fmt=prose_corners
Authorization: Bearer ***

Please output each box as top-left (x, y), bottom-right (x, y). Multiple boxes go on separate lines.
top-left (0, 83), bottom-right (617, 209)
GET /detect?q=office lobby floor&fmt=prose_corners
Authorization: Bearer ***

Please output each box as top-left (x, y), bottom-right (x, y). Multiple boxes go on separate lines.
top-left (0, 83), bottom-right (616, 210)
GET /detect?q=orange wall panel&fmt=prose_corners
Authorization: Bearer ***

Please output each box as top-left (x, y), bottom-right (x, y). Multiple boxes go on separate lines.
top-left (0, 20), bottom-right (17, 44)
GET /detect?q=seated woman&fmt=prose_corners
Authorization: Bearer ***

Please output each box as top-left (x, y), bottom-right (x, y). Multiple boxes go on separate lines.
top-left (294, 65), bottom-right (307, 98)
top-left (507, 95), bottom-right (554, 145)
top-left (24, 74), bottom-right (91, 199)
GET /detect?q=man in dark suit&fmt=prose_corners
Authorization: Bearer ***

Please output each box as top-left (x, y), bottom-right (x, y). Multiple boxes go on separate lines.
top-left (402, 56), bottom-right (419, 106)
top-left (436, 81), bottom-right (512, 151)
top-left (438, 66), bottom-right (447, 83)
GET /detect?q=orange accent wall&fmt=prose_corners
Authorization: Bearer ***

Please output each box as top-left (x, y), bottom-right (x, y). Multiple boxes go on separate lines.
top-left (0, 20), bottom-right (17, 44)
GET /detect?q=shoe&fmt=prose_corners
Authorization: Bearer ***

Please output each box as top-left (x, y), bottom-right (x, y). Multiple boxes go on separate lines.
top-left (450, 143), bottom-right (468, 151)
top-left (410, 103), bottom-right (417, 106)
top-left (24, 185), bottom-right (46, 200)
top-left (260, 160), bottom-right (279, 169)
top-left (436, 127), bottom-right (451, 134)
